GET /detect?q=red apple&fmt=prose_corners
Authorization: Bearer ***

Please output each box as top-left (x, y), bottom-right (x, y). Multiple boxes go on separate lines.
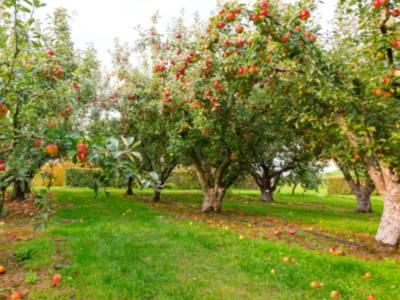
top-left (383, 76), bottom-right (391, 85)
top-left (374, 88), bottom-right (383, 97)
top-left (0, 265), bottom-right (5, 274)
top-left (34, 140), bottom-right (42, 148)
top-left (280, 35), bottom-right (289, 43)
top-left (372, 0), bottom-right (385, 8)
top-left (0, 103), bottom-right (8, 118)
top-left (236, 40), bottom-right (245, 47)
top-left (77, 143), bottom-right (88, 153)
top-left (384, 90), bottom-right (393, 98)
top-left (46, 144), bottom-right (58, 156)
top-left (393, 8), bottom-right (400, 16)
top-left (299, 9), bottom-right (311, 20)
top-left (251, 14), bottom-right (261, 23)
top-left (51, 273), bottom-right (62, 287)
top-left (235, 24), bottom-right (244, 33)
top-left (47, 48), bottom-right (55, 56)
top-left (309, 34), bottom-right (317, 42)
top-left (226, 12), bottom-right (236, 22)
top-left (217, 21), bottom-right (226, 28)
top-left (48, 120), bottom-right (57, 127)
top-left (367, 294), bottom-right (376, 300)
top-left (238, 66), bottom-right (247, 75)
top-left (56, 67), bottom-right (64, 78)
top-left (0, 160), bottom-right (5, 172)
top-left (72, 82), bottom-right (81, 90)
top-left (288, 228), bottom-right (296, 235)
top-left (392, 39), bottom-right (400, 49)
top-left (78, 152), bottom-right (89, 163)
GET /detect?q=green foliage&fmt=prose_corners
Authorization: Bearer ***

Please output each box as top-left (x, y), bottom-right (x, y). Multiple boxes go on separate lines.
top-left (166, 168), bottom-right (200, 189)
top-left (326, 177), bottom-right (378, 196)
top-left (88, 136), bottom-right (142, 196)
top-left (65, 168), bottom-right (100, 188)
top-left (65, 168), bottom-right (125, 188)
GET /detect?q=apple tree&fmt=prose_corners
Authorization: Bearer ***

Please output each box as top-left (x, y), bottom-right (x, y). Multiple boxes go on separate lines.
top-left (287, 0), bottom-right (400, 245)
top-left (0, 2), bottom-right (87, 211)
top-left (147, 0), bottom-right (319, 212)
top-left (119, 41), bottom-right (182, 199)
top-left (241, 87), bottom-right (324, 202)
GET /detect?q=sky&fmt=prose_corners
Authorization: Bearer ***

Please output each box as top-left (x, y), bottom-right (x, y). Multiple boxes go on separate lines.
top-left (37, 0), bottom-right (337, 68)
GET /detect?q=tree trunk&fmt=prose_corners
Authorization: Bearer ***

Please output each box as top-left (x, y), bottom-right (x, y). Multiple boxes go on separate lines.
top-left (153, 189), bottom-right (161, 202)
top-left (0, 189), bottom-right (5, 216)
top-left (126, 177), bottom-right (134, 196)
top-left (11, 181), bottom-right (25, 202)
top-left (291, 183), bottom-right (298, 195)
top-left (356, 191), bottom-right (372, 213)
top-left (201, 187), bottom-right (225, 213)
top-left (260, 188), bottom-right (274, 202)
top-left (338, 163), bottom-right (374, 214)
top-left (334, 115), bottom-right (400, 245)
top-left (375, 183), bottom-right (400, 245)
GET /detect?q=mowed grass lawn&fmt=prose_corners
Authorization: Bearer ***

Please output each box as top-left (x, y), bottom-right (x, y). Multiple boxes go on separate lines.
top-left (2, 188), bottom-right (399, 300)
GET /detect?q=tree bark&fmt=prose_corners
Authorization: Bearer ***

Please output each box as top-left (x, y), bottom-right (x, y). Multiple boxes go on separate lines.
top-left (356, 191), bottom-right (372, 213)
top-left (260, 188), bottom-right (274, 202)
top-left (375, 180), bottom-right (400, 245)
top-left (126, 177), bottom-right (134, 196)
top-left (11, 181), bottom-right (25, 202)
top-left (192, 152), bottom-right (232, 213)
top-left (335, 113), bottom-right (400, 245)
top-left (201, 186), bottom-right (225, 213)
top-left (338, 164), bottom-right (374, 213)
top-left (153, 188), bottom-right (161, 202)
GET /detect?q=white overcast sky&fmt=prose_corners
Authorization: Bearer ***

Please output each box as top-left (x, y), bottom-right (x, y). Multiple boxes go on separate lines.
top-left (37, 0), bottom-right (337, 68)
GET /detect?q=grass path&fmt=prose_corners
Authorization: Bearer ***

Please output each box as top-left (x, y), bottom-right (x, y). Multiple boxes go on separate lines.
top-left (0, 188), bottom-right (399, 299)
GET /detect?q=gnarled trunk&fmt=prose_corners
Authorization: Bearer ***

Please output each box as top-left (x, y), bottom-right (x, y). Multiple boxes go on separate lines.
top-left (337, 163), bottom-right (374, 213)
top-left (375, 182), bottom-right (400, 245)
top-left (260, 188), bottom-right (274, 202)
top-left (252, 170), bottom-right (279, 203)
top-left (192, 152), bottom-right (233, 214)
top-left (335, 114), bottom-right (400, 245)
top-left (201, 186), bottom-right (225, 213)
top-left (356, 191), bottom-right (372, 213)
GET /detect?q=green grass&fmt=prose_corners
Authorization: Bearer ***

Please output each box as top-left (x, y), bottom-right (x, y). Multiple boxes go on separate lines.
top-left (141, 188), bottom-right (382, 234)
top-left (6, 188), bottom-right (399, 299)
